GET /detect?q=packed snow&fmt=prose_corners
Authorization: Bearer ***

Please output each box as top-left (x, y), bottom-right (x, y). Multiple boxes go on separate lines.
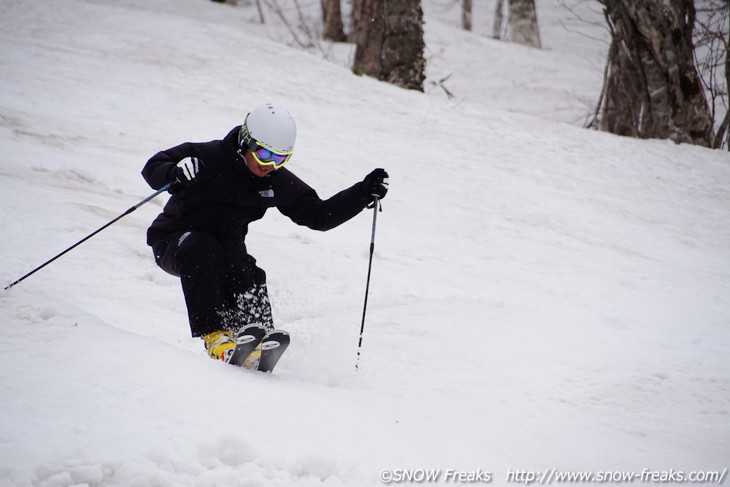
top-left (1, 0), bottom-right (728, 486)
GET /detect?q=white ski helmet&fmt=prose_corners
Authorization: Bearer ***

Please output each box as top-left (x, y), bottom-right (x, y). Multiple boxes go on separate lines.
top-left (239, 103), bottom-right (296, 154)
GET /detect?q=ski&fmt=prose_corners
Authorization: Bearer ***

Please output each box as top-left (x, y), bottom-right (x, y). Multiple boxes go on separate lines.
top-left (228, 323), bottom-right (267, 367)
top-left (256, 330), bottom-right (290, 373)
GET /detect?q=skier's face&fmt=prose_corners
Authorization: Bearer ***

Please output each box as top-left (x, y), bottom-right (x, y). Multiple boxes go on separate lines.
top-left (243, 149), bottom-right (276, 177)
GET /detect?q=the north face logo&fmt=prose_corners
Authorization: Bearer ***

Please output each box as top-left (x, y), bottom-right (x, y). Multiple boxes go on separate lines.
top-left (259, 189), bottom-right (275, 198)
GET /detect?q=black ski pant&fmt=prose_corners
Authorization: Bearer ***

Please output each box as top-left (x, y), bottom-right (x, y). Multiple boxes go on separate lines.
top-left (150, 231), bottom-right (274, 337)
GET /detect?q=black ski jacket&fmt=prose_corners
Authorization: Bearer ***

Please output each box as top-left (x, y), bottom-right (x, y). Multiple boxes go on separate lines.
top-left (142, 126), bottom-right (368, 245)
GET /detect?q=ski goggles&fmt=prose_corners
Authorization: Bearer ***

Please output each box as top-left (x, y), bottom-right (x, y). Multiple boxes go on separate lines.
top-left (251, 145), bottom-right (293, 169)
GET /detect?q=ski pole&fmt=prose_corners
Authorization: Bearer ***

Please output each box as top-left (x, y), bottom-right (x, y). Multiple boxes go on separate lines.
top-left (4, 183), bottom-right (171, 291)
top-left (356, 196), bottom-right (380, 371)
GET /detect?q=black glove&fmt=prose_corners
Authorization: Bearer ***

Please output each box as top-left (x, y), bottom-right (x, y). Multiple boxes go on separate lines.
top-left (169, 157), bottom-right (204, 192)
top-left (361, 168), bottom-right (389, 206)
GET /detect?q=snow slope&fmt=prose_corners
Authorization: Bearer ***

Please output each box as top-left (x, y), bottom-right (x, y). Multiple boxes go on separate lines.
top-left (1, 0), bottom-right (729, 485)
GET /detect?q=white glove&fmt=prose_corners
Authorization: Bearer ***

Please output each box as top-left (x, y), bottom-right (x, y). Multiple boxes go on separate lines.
top-left (175, 157), bottom-right (204, 187)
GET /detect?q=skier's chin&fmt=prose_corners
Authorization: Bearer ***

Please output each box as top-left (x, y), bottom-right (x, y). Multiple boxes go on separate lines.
top-left (251, 166), bottom-right (274, 177)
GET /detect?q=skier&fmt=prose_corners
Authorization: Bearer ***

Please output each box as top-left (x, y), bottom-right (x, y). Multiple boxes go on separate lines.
top-left (142, 103), bottom-right (388, 370)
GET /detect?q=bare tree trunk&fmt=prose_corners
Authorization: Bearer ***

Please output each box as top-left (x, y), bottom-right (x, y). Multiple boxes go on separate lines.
top-left (508, 0), bottom-right (541, 48)
top-left (352, 0), bottom-right (426, 92)
top-left (255, 0), bottom-right (265, 24)
top-left (492, 0), bottom-right (505, 39)
top-left (462, 0), bottom-right (472, 31)
top-left (715, 111), bottom-right (730, 149)
top-left (322, 0), bottom-right (346, 42)
top-left (713, 45), bottom-right (730, 149)
top-left (694, 1), bottom-right (730, 149)
top-left (598, 0), bottom-right (714, 147)
top-left (723, 35), bottom-right (729, 150)
top-left (350, 0), bottom-right (365, 43)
